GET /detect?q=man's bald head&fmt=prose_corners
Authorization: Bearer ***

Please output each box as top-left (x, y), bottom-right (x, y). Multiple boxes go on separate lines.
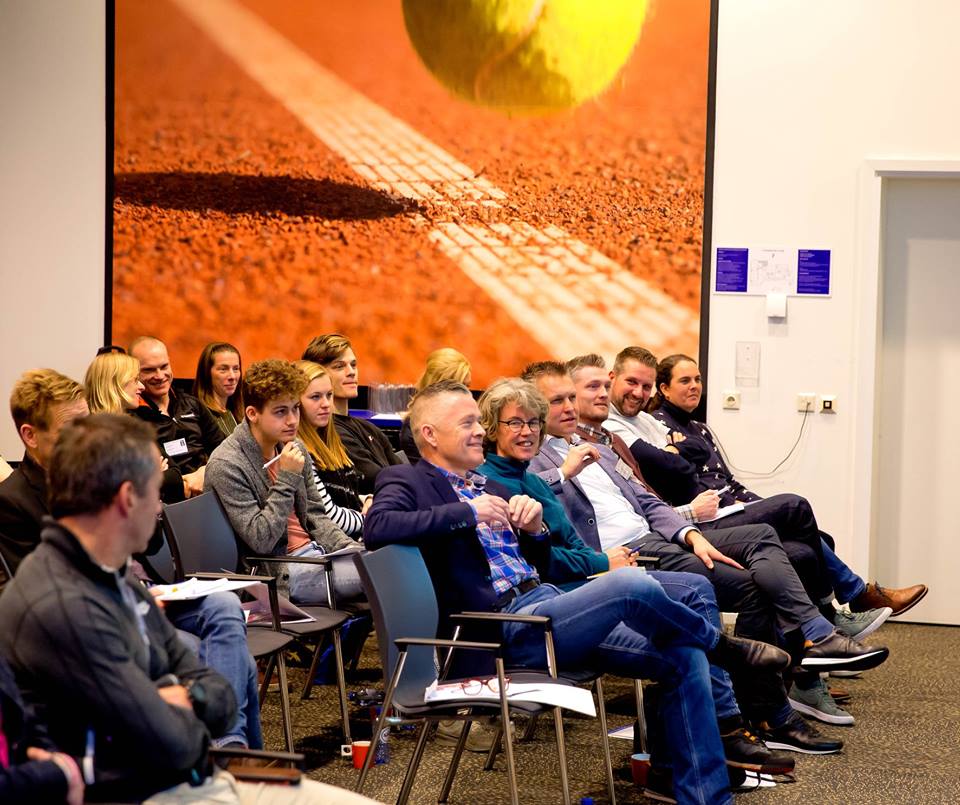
top-left (129, 336), bottom-right (173, 404)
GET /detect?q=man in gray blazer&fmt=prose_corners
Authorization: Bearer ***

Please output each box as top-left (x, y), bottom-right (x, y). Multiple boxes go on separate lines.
top-left (524, 361), bottom-right (890, 753)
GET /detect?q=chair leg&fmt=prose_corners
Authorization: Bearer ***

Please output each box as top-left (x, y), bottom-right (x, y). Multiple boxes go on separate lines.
top-left (594, 678), bottom-right (617, 805)
top-left (438, 715), bottom-right (471, 803)
top-left (258, 655), bottom-right (276, 706)
top-left (275, 652), bottom-right (295, 753)
top-left (495, 659), bottom-right (520, 805)
top-left (634, 679), bottom-right (648, 754)
top-left (482, 723), bottom-right (503, 772)
top-left (300, 634), bottom-right (327, 701)
top-left (551, 706), bottom-right (571, 805)
top-left (397, 720), bottom-right (432, 805)
top-left (332, 629), bottom-right (353, 745)
top-left (520, 713), bottom-right (539, 742)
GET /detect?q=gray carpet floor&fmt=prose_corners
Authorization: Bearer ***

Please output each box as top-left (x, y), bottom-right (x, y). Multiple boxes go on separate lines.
top-left (260, 622), bottom-right (960, 804)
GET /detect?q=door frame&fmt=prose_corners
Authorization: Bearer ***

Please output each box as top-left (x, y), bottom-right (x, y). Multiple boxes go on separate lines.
top-left (850, 159), bottom-right (960, 574)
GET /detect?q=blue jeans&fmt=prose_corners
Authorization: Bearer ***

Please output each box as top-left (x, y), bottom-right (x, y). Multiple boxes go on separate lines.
top-left (502, 568), bottom-right (732, 805)
top-left (166, 591), bottom-right (263, 749)
top-left (648, 571), bottom-right (739, 722)
top-left (821, 539), bottom-right (865, 604)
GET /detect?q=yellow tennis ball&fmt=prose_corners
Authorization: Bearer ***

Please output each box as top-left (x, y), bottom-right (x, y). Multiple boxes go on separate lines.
top-left (402, 0), bottom-right (648, 114)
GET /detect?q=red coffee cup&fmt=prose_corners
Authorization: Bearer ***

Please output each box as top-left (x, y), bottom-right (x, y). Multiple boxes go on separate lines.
top-left (631, 753), bottom-right (651, 787)
top-left (351, 740), bottom-right (371, 769)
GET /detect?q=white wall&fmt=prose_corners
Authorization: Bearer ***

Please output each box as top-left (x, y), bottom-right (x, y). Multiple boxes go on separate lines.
top-left (0, 0), bottom-right (105, 460)
top-left (708, 0), bottom-right (960, 575)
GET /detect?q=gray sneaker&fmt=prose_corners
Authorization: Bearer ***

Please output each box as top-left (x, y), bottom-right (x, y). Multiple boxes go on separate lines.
top-left (834, 606), bottom-right (892, 641)
top-left (788, 679), bottom-right (854, 725)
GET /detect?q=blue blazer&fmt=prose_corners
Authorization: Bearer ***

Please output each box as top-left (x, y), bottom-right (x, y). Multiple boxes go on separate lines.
top-left (363, 461), bottom-right (551, 666)
top-left (529, 440), bottom-right (689, 552)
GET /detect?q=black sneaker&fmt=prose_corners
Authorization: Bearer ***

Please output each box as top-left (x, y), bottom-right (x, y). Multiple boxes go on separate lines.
top-left (800, 631), bottom-right (889, 672)
top-left (708, 633), bottom-right (791, 673)
top-left (722, 726), bottom-right (796, 774)
top-left (759, 711), bottom-right (844, 754)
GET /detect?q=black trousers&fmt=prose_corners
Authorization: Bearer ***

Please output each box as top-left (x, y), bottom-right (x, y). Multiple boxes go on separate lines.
top-left (701, 493), bottom-right (835, 604)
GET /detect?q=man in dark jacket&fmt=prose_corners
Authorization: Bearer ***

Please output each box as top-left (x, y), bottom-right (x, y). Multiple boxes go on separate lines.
top-left (0, 369), bottom-right (88, 580)
top-left (0, 414), bottom-right (237, 801)
top-left (302, 334), bottom-right (401, 494)
top-left (129, 336), bottom-right (225, 498)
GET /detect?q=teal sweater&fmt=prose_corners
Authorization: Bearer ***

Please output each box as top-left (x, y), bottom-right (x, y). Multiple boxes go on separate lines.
top-left (478, 453), bottom-right (609, 589)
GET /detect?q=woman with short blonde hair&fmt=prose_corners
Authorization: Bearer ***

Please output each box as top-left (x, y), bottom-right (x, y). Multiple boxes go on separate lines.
top-left (415, 347), bottom-right (472, 392)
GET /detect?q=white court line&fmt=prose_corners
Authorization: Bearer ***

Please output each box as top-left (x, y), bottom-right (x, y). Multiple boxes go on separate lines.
top-left (169, 0), bottom-right (698, 358)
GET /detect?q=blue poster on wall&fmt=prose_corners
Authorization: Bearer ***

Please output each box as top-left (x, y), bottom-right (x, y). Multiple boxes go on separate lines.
top-left (716, 248), bottom-right (749, 292)
top-left (797, 250), bottom-right (831, 295)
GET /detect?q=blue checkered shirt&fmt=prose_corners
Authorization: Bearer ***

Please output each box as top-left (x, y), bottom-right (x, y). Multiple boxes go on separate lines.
top-left (431, 463), bottom-right (539, 595)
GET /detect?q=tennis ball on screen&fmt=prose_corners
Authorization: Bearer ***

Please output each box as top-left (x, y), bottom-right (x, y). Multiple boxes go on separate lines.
top-left (402, 0), bottom-right (648, 114)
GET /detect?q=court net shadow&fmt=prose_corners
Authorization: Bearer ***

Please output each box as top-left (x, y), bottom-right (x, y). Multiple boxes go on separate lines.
top-left (114, 171), bottom-right (420, 220)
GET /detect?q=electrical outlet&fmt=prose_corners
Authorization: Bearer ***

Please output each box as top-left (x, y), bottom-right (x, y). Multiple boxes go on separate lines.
top-left (722, 391), bottom-right (741, 410)
top-left (820, 395), bottom-right (837, 413)
top-left (797, 393), bottom-right (816, 412)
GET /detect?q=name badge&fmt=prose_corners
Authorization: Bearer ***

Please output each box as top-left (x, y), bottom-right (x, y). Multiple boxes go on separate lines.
top-left (163, 438), bottom-right (189, 457)
top-left (614, 458), bottom-right (635, 481)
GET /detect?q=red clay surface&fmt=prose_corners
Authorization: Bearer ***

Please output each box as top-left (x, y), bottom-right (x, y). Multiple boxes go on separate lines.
top-left (113, 0), bottom-right (708, 385)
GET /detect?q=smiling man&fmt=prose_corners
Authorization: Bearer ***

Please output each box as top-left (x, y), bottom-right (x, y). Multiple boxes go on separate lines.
top-left (302, 334), bottom-right (401, 494)
top-left (204, 359), bottom-right (362, 605)
top-left (129, 336), bottom-right (224, 498)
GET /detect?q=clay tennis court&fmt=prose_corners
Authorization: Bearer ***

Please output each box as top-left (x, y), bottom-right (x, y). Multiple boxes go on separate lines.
top-left (113, 0), bottom-right (709, 385)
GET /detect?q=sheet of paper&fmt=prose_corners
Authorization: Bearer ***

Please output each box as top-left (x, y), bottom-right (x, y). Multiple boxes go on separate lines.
top-left (424, 679), bottom-right (596, 717)
top-left (242, 584), bottom-right (315, 625)
top-left (152, 577), bottom-right (259, 602)
top-left (607, 724), bottom-right (634, 740)
top-left (749, 248), bottom-right (795, 294)
top-left (700, 503), bottom-right (745, 523)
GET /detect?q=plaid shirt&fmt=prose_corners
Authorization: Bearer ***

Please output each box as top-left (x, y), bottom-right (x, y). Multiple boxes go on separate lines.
top-left (431, 463), bottom-right (538, 595)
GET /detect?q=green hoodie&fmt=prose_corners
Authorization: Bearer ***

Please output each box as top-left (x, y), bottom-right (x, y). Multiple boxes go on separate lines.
top-left (478, 452), bottom-right (608, 590)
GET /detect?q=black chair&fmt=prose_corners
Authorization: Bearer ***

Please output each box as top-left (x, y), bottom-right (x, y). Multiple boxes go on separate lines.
top-left (354, 545), bottom-right (586, 805)
top-left (160, 492), bottom-right (354, 745)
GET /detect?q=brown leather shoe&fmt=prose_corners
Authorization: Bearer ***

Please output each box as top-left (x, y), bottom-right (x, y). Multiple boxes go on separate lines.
top-left (850, 582), bottom-right (928, 616)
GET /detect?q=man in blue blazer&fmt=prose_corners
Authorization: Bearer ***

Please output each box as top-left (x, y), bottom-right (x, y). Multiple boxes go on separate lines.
top-left (364, 380), bottom-right (792, 805)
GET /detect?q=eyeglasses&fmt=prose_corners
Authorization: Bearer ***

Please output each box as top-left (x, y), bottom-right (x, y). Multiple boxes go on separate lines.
top-left (459, 676), bottom-right (510, 696)
top-left (498, 418), bottom-right (542, 433)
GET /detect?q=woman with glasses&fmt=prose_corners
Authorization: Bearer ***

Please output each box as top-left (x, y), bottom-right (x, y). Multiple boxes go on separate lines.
top-left (476, 377), bottom-right (621, 585)
top-left (193, 342), bottom-right (244, 437)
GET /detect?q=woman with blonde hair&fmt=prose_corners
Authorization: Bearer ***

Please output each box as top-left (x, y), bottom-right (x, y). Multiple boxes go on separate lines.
top-left (293, 360), bottom-right (365, 536)
top-left (193, 341), bottom-right (243, 437)
top-left (401, 348), bottom-right (472, 462)
top-left (84, 351), bottom-right (143, 414)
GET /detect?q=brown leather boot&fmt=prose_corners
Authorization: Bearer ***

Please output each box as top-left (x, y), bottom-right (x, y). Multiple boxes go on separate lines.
top-left (850, 582), bottom-right (928, 616)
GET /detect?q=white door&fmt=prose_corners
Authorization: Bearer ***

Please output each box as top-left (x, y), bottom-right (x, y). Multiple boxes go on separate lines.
top-left (872, 177), bottom-right (960, 625)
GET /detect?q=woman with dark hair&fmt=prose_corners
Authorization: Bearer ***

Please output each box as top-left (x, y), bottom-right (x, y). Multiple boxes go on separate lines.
top-left (293, 360), bottom-right (365, 537)
top-left (193, 342), bottom-right (243, 437)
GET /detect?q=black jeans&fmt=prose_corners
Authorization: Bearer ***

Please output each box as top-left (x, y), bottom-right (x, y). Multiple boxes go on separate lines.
top-left (701, 493), bottom-right (834, 604)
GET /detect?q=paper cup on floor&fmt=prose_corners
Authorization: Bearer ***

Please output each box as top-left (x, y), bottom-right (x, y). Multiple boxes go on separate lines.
top-left (631, 753), bottom-right (651, 787)
top-left (351, 740), bottom-right (372, 769)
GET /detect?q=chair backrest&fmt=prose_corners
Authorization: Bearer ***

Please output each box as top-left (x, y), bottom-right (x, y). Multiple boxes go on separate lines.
top-left (354, 545), bottom-right (439, 698)
top-left (162, 492), bottom-right (242, 575)
top-left (142, 527), bottom-right (180, 583)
